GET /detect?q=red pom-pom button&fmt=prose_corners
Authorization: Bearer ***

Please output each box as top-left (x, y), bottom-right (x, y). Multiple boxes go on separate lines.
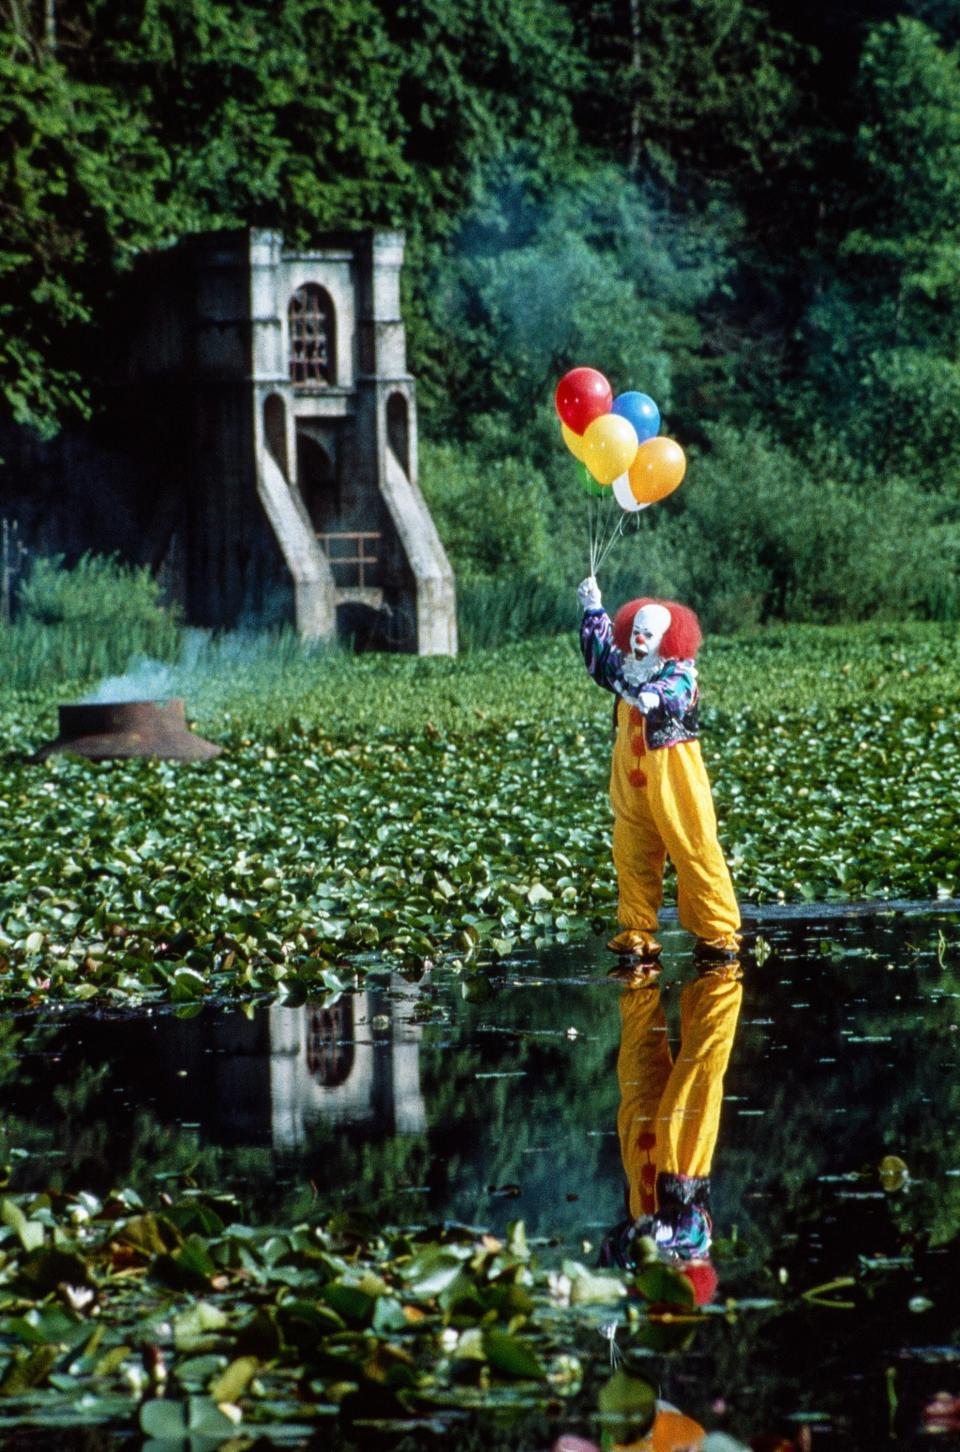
top-left (628, 768), bottom-right (647, 789)
top-left (629, 706), bottom-right (643, 726)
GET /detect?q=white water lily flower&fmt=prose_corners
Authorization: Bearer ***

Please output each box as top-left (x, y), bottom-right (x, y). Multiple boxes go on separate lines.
top-left (547, 1271), bottom-right (572, 1307)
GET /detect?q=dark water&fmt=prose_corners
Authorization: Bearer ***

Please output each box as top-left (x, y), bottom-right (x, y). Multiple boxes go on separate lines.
top-left (3, 905), bottom-right (960, 1448)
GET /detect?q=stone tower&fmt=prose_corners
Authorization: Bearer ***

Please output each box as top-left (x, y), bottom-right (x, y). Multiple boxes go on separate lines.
top-left (245, 229), bottom-right (457, 653)
top-left (0, 227), bottom-right (457, 655)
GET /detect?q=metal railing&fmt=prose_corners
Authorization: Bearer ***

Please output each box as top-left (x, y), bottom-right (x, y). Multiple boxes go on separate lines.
top-left (316, 530), bottom-right (381, 589)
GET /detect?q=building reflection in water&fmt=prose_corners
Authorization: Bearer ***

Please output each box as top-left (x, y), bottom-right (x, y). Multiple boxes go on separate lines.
top-left (267, 978), bottom-right (426, 1148)
top-left (166, 975), bottom-right (427, 1150)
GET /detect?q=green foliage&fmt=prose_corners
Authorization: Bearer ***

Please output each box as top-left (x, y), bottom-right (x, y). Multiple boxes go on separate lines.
top-left (380, 0), bottom-right (581, 224)
top-left (419, 166), bottom-right (732, 440)
top-left (2, 622), bottom-right (960, 1005)
top-left (18, 553), bottom-right (172, 628)
top-left (3, 0), bottom-right (960, 633)
top-left (456, 577), bottom-right (572, 652)
top-left (77, 0), bottom-right (412, 237)
top-left (416, 166), bottom-right (751, 602)
top-left (0, 555), bottom-right (180, 690)
top-left (0, 1182), bottom-right (622, 1433)
top-left (452, 560), bottom-right (684, 653)
top-left (0, 1128), bottom-right (953, 1442)
top-left (418, 439), bottom-right (551, 581)
top-left (856, 17), bottom-right (960, 267)
top-left (573, 0), bottom-right (811, 190)
top-left (649, 427), bottom-right (960, 629)
top-left (0, 0), bottom-right (584, 434)
top-left (799, 18), bottom-right (960, 476)
top-left (0, 26), bottom-right (170, 434)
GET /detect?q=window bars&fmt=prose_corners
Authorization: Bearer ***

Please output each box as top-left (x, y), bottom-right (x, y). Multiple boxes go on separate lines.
top-left (288, 284), bottom-right (334, 387)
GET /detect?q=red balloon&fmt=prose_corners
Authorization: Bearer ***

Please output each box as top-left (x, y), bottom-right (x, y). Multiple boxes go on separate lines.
top-left (554, 367), bottom-right (612, 436)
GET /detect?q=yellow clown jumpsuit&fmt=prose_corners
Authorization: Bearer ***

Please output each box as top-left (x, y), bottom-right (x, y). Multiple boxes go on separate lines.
top-left (579, 604), bottom-right (740, 957)
top-left (609, 698), bottom-right (740, 956)
top-left (617, 965), bottom-right (743, 1222)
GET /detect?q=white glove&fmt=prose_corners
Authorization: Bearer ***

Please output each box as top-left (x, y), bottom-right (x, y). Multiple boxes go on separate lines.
top-left (577, 575), bottom-right (602, 611)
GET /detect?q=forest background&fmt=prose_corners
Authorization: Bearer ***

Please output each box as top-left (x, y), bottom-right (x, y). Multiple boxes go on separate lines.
top-left (3, 0), bottom-right (960, 637)
top-left (4, 12), bottom-right (960, 1441)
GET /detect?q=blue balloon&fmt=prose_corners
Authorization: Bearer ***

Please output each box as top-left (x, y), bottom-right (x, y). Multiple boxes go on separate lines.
top-left (611, 391), bottom-right (660, 443)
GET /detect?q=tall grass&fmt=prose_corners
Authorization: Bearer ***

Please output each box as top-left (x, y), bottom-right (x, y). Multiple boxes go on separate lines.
top-left (1, 554), bottom-right (181, 690)
top-left (456, 565), bottom-right (656, 651)
top-left (6, 555), bottom-right (958, 741)
top-left (457, 577), bottom-right (570, 651)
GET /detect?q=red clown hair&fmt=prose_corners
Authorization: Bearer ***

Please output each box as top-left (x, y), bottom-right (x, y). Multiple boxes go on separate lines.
top-left (612, 597), bottom-right (702, 660)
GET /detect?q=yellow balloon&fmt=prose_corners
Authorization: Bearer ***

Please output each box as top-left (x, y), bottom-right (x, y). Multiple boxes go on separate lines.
top-left (561, 422), bottom-right (586, 462)
top-left (582, 413), bottom-right (638, 485)
top-left (627, 436), bottom-right (686, 504)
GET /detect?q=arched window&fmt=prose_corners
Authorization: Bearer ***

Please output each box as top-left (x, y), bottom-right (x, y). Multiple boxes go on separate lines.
top-left (288, 284), bottom-right (336, 387)
top-left (386, 391), bottom-right (409, 476)
top-left (263, 394), bottom-right (288, 476)
top-left (306, 1000), bottom-right (355, 1088)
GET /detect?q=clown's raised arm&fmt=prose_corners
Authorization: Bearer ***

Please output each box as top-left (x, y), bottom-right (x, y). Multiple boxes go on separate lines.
top-left (577, 579), bottom-right (698, 719)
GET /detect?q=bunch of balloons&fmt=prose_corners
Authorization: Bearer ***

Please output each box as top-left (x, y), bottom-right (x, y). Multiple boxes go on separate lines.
top-left (554, 366), bottom-right (686, 512)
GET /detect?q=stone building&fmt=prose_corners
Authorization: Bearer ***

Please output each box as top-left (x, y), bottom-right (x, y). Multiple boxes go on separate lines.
top-left (0, 228), bottom-right (457, 653)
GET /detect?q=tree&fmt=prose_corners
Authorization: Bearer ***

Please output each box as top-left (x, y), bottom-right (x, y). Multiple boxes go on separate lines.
top-left (71, 0), bottom-right (412, 237)
top-left (380, 0), bottom-right (582, 229)
top-left (799, 18), bottom-right (960, 477)
top-left (569, 0), bottom-right (809, 193)
top-left (0, 0), bottom-right (584, 437)
top-left (0, 0), bottom-right (415, 434)
top-left (0, 22), bottom-right (170, 434)
top-left (417, 163), bottom-right (736, 444)
top-left (561, 0), bottom-right (820, 440)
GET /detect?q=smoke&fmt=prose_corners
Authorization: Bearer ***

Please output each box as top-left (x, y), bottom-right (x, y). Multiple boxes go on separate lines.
top-left (77, 626), bottom-right (337, 706)
top-left (78, 630), bottom-right (212, 704)
top-left (81, 660), bottom-right (176, 704)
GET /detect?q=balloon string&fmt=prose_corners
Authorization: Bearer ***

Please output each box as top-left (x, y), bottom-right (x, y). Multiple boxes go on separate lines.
top-left (591, 500), bottom-right (603, 579)
top-left (587, 489), bottom-right (631, 581)
top-left (607, 513), bottom-right (628, 567)
top-left (594, 493), bottom-right (611, 573)
top-left (594, 509), bottom-right (627, 573)
top-left (590, 494), bottom-right (607, 577)
top-left (596, 496), bottom-right (615, 569)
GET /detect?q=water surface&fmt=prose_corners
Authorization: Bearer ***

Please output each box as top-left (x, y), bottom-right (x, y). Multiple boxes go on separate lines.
top-left (3, 905), bottom-right (959, 1448)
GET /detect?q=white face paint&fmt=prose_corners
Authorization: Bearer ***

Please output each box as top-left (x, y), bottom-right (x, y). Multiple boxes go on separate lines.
top-left (630, 603), bottom-right (671, 661)
top-left (622, 602), bottom-right (672, 685)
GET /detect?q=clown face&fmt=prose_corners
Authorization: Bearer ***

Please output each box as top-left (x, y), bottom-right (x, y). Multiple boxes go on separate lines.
top-left (629, 603), bottom-right (671, 665)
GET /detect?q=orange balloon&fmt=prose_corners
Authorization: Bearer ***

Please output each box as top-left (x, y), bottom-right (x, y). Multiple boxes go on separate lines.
top-left (627, 436), bottom-right (686, 504)
top-left (561, 422), bottom-right (586, 461)
top-left (617, 1406), bottom-right (706, 1452)
top-left (651, 1407), bottom-right (706, 1451)
top-left (582, 413), bottom-right (639, 485)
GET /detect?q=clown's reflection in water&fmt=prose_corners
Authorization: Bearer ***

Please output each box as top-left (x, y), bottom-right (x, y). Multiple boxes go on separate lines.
top-left (601, 958), bottom-right (743, 1310)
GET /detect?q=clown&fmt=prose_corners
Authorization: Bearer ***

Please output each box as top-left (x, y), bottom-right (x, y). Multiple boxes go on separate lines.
top-left (577, 575), bottom-right (739, 962)
top-left (601, 955), bottom-right (744, 1306)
